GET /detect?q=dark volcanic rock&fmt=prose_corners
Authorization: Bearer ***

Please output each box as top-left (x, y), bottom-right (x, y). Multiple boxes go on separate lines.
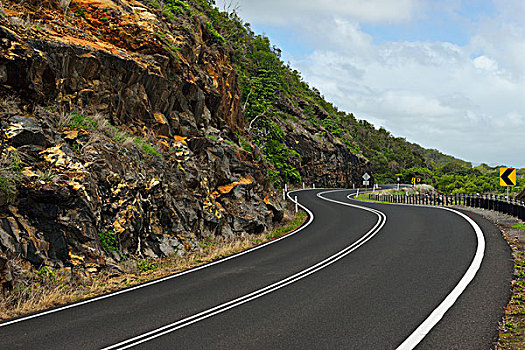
top-left (0, 0), bottom-right (367, 276)
top-left (0, 0), bottom-right (282, 271)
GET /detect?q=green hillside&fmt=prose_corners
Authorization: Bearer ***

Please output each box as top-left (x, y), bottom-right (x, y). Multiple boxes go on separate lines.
top-left (194, 2), bottom-right (518, 192)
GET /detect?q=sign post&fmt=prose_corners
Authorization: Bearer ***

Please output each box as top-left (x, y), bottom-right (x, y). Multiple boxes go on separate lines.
top-left (500, 167), bottom-right (517, 200)
top-left (363, 173), bottom-right (371, 191)
top-left (397, 177), bottom-right (400, 190)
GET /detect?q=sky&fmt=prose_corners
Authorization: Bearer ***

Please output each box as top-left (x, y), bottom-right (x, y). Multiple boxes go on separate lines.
top-left (215, 0), bottom-right (525, 168)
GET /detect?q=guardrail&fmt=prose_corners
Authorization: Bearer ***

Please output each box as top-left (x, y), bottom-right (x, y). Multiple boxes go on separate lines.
top-left (368, 193), bottom-right (525, 220)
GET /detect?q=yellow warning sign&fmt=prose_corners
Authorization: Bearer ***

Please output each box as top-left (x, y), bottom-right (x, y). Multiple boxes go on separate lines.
top-left (500, 167), bottom-right (516, 187)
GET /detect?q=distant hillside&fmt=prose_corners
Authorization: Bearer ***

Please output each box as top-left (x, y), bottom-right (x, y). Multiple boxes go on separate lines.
top-left (199, 3), bottom-right (470, 184)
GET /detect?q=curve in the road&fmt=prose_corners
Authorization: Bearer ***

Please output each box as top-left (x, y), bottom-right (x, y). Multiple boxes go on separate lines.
top-left (347, 193), bottom-right (485, 350)
top-left (0, 188), bottom-right (492, 350)
top-left (102, 190), bottom-right (387, 349)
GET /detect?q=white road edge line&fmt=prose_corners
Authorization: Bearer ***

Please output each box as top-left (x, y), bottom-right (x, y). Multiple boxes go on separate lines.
top-left (101, 189), bottom-right (387, 350)
top-left (0, 189), bottom-right (313, 328)
top-left (346, 193), bottom-right (486, 350)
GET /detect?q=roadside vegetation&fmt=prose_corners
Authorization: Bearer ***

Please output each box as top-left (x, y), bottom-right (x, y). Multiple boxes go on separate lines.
top-left (0, 211), bottom-right (307, 320)
top-left (353, 185), bottom-right (436, 203)
top-left (491, 217), bottom-right (525, 349)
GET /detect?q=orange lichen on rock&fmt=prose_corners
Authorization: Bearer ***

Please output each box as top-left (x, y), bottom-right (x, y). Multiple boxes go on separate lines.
top-left (237, 177), bottom-right (253, 185)
top-left (211, 177), bottom-right (254, 199)
top-left (154, 112), bottom-right (168, 125)
top-left (77, 0), bottom-right (123, 9)
top-left (216, 184), bottom-right (235, 195)
top-left (68, 252), bottom-right (85, 266)
top-left (174, 135), bottom-right (187, 145)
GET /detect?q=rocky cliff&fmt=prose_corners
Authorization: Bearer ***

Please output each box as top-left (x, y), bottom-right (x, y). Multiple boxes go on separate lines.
top-left (0, 0), bottom-right (370, 282)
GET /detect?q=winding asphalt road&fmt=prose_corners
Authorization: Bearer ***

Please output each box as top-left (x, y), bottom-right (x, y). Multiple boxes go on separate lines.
top-left (0, 189), bottom-right (513, 349)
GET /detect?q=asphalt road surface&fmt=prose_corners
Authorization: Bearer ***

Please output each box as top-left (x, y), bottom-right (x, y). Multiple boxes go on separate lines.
top-left (0, 188), bottom-right (513, 349)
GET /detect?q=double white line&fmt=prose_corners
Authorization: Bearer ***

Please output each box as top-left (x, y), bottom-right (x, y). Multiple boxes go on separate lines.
top-left (102, 190), bottom-right (387, 349)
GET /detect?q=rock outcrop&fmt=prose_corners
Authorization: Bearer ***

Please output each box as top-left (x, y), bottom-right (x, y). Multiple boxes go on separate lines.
top-left (0, 0), bottom-right (371, 276)
top-left (282, 115), bottom-right (371, 188)
top-left (0, 0), bottom-right (282, 272)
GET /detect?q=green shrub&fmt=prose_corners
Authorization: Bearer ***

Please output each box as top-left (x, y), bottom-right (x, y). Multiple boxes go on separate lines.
top-left (137, 260), bottom-right (157, 272)
top-left (134, 138), bottom-right (161, 157)
top-left (238, 135), bottom-right (253, 153)
top-left (206, 21), bottom-right (225, 42)
top-left (69, 112), bottom-right (97, 130)
top-left (99, 230), bottom-right (119, 253)
top-left (162, 0), bottom-right (190, 20)
top-left (35, 266), bottom-right (57, 283)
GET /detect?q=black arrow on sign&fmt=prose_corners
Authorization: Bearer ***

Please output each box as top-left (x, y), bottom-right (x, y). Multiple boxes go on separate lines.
top-left (501, 168), bottom-right (516, 186)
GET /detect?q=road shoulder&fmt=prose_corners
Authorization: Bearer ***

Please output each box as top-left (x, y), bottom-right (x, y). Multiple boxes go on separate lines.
top-left (458, 206), bottom-right (525, 349)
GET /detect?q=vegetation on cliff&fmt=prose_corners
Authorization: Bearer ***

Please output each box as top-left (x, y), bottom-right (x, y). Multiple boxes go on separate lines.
top-left (194, 1), bottom-right (523, 194)
top-left (187, 1), bottom-right (513, 191)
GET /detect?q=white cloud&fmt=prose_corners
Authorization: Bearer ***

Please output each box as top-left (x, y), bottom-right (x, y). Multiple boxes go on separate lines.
top-left (472, 56), bottom-right (498, 71)
top-left (291, 27), bottom-right (525, 166)
top-left (218, 0), bottom-right (420, 25)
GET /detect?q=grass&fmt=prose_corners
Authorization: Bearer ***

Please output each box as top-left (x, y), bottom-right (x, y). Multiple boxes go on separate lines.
top-left (134, 138), bottom-right (161, 157)
top-left (477, 214), bottom-right (525, 349)
top-left (353, 191), bottom-right (387, 203)
top-left (266, 212), bottom-right (307, 240)
top-left (0, 148), bottom-right (22, 205)
top-left (61, 110), bottom-right (161, 158)
top-left (496, 255), bottom-right (525, 348)
top-left (137, 260), bottom-right (157, 273)
top-left (0, 176), bottom-right (15, 203)
top-left (146, 0), bottom-right (161, 9)
top-left (69, 112), bottom-right (98, 131)
top-left (104, 125), bottom-right (129, 144)
top-left (0, 211), bottom-right (308, 320)
top-left (512, 223), bottom-right (525, 230)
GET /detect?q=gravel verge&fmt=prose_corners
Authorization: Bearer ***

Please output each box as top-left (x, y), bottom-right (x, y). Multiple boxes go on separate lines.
top-left (457, 206), bottom-right (525, 349)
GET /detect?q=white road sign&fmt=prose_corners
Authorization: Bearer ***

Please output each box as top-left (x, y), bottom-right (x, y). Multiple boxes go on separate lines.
top-left (363, 173), bottom-right (370, 181)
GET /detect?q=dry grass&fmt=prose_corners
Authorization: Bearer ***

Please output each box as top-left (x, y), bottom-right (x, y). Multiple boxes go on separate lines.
top-left (0, 211), bottom-right (307, 320)
top-left (0, 95), bottom-right (20, 113)
top-left (495, 236), bottom-right (525, 349)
